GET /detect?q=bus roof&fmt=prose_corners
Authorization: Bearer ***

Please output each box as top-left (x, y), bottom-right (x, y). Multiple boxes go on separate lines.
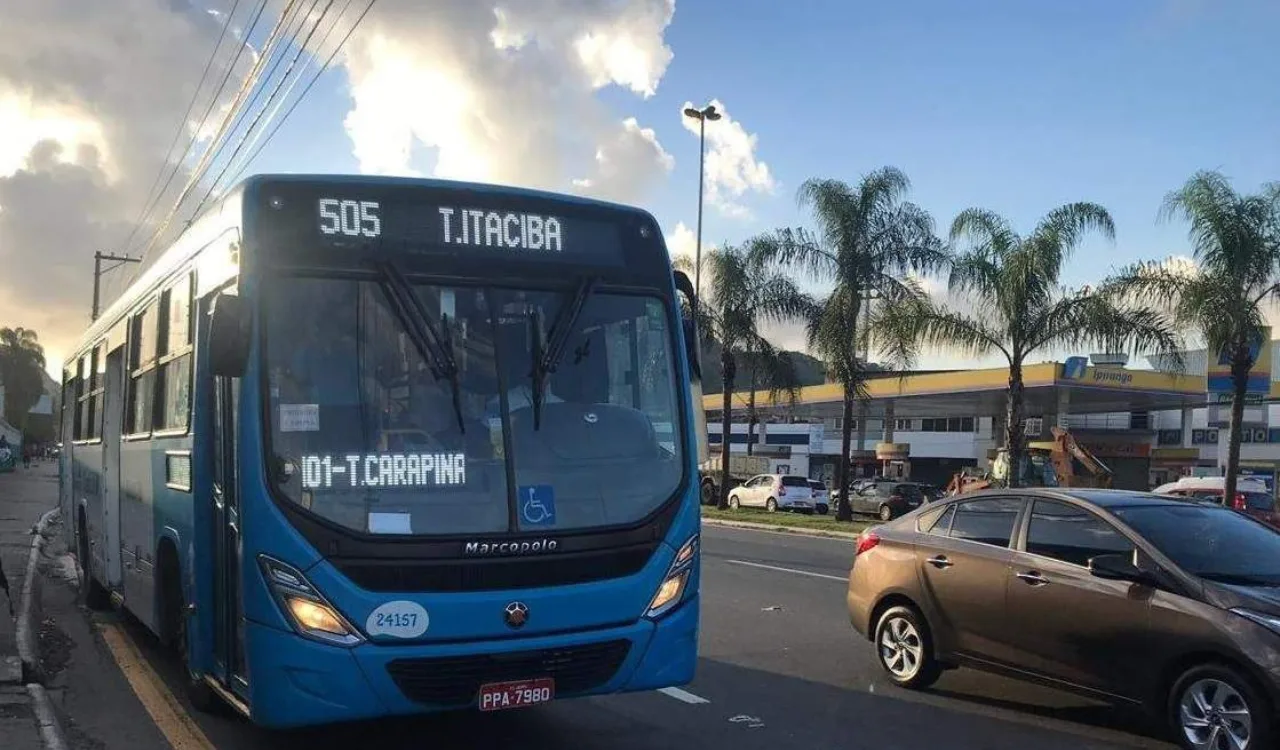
top-left (238, 173), bottom-right (655, 217)
top-left (66, 174), bottom-right (665, 370)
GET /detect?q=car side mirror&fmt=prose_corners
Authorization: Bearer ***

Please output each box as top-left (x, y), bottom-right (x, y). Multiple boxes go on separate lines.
top-left (209, 292), bottom-right (250, 378)
top-left (1088, 552), bottom-right (1150, 584)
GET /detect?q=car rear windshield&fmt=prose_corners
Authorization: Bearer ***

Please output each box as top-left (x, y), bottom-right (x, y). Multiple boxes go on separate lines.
top-left (890, 483), bottom-right (923, 499)
top-left (782, 476), bottom-right (811, 487)
top-left (809, 480), bottom-right (826, 490)
top-left (1112, 504), bottom-right (1280, 584)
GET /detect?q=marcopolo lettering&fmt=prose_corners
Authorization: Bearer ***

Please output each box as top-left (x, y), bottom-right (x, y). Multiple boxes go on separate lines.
top-left (464, 539), bottom-right (560, 556)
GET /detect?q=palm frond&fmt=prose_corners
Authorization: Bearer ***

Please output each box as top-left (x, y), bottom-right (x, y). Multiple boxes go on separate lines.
top-left (1028, 293), bottom-right (1184, 372)
top-left (1031, 201), bottom-right (1116, 253)
top-left (872, 297), bottom-right (1008, 369)
top-left (746, 229), bottom-right (838, 281)
top-left (949, 208), bottom-right (1020, 255)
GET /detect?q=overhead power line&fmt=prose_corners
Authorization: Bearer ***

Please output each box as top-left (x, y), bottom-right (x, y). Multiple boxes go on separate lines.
top-left (193, 0), bottom-right (341, 214)
top-left (136, 0), bottom-right (304, 265)
top-left (219, 0), bottom-right (364, 189)
top-left (116, 0), bottom-right (247, 259)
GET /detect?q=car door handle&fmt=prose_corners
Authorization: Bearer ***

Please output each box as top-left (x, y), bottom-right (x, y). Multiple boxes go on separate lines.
top-left (1016, 570), bottom-right (1049, 586)
top-left (926, 555), bottom-right (953, 569)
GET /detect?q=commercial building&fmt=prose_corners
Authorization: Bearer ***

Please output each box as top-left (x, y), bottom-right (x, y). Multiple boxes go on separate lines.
top-left (704, 347), bottom-right (1280, 493)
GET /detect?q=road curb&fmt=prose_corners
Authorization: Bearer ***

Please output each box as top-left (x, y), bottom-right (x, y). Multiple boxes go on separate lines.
top-left (27, 683), bottom-right (69, 750)
top-left (16, 508), bottom-right (58, 681)
top-left (700, 517), bottom-right (862, 540)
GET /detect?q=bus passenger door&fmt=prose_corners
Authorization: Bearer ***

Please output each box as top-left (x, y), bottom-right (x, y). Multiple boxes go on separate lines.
top-left (101, 347), bottom-right (124, 589)
top-left (211, 375), bottom-right (247, 695)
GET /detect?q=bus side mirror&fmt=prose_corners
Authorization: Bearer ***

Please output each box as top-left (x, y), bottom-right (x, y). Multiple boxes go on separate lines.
top-left (672, 271), bottom-right (702, 381)
top-left (673, 270), bottom-right (709, 464)
top-left (209, 293), bottom-right (250, 378)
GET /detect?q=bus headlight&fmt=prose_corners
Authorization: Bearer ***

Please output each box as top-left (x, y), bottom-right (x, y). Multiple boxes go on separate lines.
top-left (259, 555), bottom-right (363, 647)
top-left (647, 535), bottom-right (698, 618)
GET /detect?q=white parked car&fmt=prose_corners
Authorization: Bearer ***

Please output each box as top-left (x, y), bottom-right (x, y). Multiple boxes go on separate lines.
top-left (727, 474), bottom-right (816, 513)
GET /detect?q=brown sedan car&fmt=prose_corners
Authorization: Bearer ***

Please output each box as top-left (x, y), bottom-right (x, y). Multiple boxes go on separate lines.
top-left (847, 488), bottom-right (1280, 750)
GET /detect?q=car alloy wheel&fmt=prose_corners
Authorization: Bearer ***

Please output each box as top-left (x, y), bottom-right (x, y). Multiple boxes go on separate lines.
top-left (879, 615), bottom-right (923, 680)
top-left (765, 498), bottom-right (777, 513)
top-left (1170, 664), bottom-right (1271, 750)
top-left (1178, 677), bottom-right (1253, 750)
top-left (728, 495), bottom-right (740, 510)
top-left (879, 505), bottom-right (893, 521)
top-left (873, 605), bottom-right (941, 689)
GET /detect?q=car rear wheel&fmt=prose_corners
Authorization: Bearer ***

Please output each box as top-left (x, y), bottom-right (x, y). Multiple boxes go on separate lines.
top-left (816, 504), bottom-right (829, 515)
top-left (874, 605), bottom-right (941, 689)
top-left (879, 504), bottom-right (894, 522)
top-left (765, 497), bottom-right (777, 513)
top-left (1169, 663), bottom-right (1271, 750)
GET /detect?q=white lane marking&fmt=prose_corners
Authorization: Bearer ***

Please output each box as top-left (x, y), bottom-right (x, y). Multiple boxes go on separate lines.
top-left (725, 559), bottom-right (848, 582)
top-left (658, 687), bottom-right (711, 704)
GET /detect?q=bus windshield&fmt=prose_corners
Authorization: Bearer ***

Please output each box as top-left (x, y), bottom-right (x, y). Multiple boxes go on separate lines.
top-left (264, 276), bottom-right (684, 537)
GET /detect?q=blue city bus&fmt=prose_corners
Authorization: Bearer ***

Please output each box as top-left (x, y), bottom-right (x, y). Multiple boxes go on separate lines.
top-left (59, 174), bottom-right (708, 727)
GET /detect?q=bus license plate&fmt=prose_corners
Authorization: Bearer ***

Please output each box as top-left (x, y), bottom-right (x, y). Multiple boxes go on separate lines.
top-left (478, 679), bottom-right (555, 711)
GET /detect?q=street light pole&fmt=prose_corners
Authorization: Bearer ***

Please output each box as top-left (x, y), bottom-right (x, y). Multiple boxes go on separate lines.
top-left (92, 251), bottom-right (142, 321)
top-left (682, 103), bottom-right (721, 300)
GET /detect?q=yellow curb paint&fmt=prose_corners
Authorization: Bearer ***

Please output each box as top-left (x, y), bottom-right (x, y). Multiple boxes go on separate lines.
top-left (98, 624), bottom-right (218, 750)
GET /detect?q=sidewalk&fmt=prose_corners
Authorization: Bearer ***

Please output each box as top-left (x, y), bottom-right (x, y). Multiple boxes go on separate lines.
top-left (1, 460), bottom-right (63, 749)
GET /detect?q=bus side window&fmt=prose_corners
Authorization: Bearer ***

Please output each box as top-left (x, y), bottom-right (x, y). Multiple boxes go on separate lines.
top-left (127, 300), bottom-right (160, 436)
top-left (156, 274), bottom-right (194, 432)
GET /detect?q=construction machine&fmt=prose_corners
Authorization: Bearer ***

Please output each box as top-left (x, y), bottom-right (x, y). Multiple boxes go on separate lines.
top-left (944, 427), bottom-right (1113, 496)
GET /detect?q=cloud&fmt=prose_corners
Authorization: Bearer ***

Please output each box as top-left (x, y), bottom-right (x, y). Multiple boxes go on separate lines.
top-left (665, 221), bottom-right (696, 265)
top-left (341, 0), bottom-right (677, 201)
top-left (679, 98), bottom-right (774, 218)
top-left (0, 0), bottom-right (243, 373)
top-left (571, 117), bottom-right (674, 203)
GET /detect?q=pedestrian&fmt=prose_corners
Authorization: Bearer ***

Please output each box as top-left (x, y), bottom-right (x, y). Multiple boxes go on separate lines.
top-left (22, 442), bottom-right (31, 469)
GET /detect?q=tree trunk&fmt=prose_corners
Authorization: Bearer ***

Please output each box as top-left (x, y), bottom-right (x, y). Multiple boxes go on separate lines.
top-left (835, 385), bottom-right (855, 522)
top-left (746, 362), bottom-right (757, 456)
top-left (1223, 354), bottom-right (1251, 506)
top-left (717, 349), bottom-right (736, 510)
top-left (1003, 362), bottom-right (1026, 489)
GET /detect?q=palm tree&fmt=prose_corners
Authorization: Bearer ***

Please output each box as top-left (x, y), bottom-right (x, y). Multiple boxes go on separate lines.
top-left (753, 167), bottom-right (946, 521)
top-left (0, 327), bottom-right (47, 430)
top-left (875, 203), bottom-right (1183, 488)
top-left (687, 245), bottom-right (815, 508)
top-left (1105, 171), bottom-right (1280, 502)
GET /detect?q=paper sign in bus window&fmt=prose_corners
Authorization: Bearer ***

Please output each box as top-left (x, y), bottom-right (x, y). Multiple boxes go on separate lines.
top-left (368, 512), bottom-right (413, 535)
top-left (519, 485), bottom-right (556, 527)
top-left (300, 452), bottom-right (467, 490)
top-left (279, 404), bottom-right (320, 432)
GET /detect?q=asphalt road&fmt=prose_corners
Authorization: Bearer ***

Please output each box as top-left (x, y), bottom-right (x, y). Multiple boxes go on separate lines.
top-left (43, 523), bottom-right (1179, 750)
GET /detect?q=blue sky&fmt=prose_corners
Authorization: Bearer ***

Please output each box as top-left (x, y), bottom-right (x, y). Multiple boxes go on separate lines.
top-left (249, 0), bottom-right (1280, 363)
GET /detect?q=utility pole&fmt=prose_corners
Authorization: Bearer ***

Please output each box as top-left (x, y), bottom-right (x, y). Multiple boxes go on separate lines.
top-left (92, 251), bottom-right (142, 321)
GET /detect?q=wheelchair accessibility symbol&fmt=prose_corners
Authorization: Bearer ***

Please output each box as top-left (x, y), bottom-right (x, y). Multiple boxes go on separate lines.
top-left (519, 485), bottom-right (556, 527)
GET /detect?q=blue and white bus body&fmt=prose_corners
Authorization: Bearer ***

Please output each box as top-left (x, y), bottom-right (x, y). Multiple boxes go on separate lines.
top-left (61, 175), bottom-right (704, 728)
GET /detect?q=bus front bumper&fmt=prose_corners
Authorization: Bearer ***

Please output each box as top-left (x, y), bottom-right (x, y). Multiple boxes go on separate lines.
top-left (244, 595), bottom-right (698, 728)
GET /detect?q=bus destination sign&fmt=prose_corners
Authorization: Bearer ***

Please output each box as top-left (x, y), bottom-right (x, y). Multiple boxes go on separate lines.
top-left (311, 196), bottom-right (623, 263)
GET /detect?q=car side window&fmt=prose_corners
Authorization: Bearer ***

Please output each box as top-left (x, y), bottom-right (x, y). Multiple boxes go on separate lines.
top-left (948, 498), bottom-right (1023, 548)
top-left (1024, 499), bottom-right (1134, 567)
top-left (917, 504), bottom-right (955, 535)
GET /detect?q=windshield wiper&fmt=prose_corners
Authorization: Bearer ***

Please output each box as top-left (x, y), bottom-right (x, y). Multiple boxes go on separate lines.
top-left (528, 276), bottom-right (597, 430)
top-left (372, 260), bottom-right (466, 434)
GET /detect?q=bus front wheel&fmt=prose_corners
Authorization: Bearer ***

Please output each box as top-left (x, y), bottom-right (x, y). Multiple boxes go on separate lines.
top-left (161, 553), bottom-right (219, 714)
